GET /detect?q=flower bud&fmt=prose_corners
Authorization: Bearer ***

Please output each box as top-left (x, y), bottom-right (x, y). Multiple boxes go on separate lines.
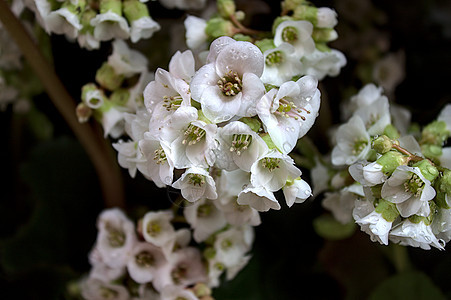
top-left (95, 62), bottom-right (125, 91)
top-left (281, 0), bottom-right (309, 13)
top-left (99, 0), bottom-right (122, 15)
top-left (374, 198), bottom-right (399, 222)
top-left (123, 0), bottom-right (149, 22)
top-left (76, 102), bottom-right (92, 123)
top-left (205, 17), bottom-right (235, 39)
top-left (81, 83), bottom-right (106, 109)
top-left (316, 7), bottom-right (337, 28)
top-left (293, 5), bottom-right (317, 24)
top-left (217, 0), bottom-right (236, 18)
top-left (110, 88), bottom-right (130, 106)
top-left (412, 159), bottom-right (439, 182)
top-left (372, 135), bottom-right (393, 154)
top-left (193, 283), bottom-right (212, 298)
top-left (376, 150), bottom-right (408, 176)
top-left (383, 124), bottom-right (400, 139)
top-left (80, 8), bottom-right (96, 34)
top-left (312, 28), bottom-right (337, 43)
top-left (421, 120), bottom-right (450, 146)
top-left (421, 144), bottom-right (442, 163)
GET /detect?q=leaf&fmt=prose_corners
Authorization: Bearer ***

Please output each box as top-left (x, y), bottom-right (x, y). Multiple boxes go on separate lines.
top-left (369, 271), bottom-right (446, 300)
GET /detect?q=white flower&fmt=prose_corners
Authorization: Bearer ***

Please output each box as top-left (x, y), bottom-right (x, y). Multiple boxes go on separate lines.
top-left (172, 167), bottom-right (217, 202)
top-left (353, 199), bottom-right (393, 245)
top-left (141, 210), bottom-right (176, 247)
top-left (389, 219), bottom-right (445, 250)
top-left (381, 166), bottom-right (436, 218)
top-left (190, 40), bottom-right (265, 123)
top-left (216, 121), bottom-right (268, 172)
top-left (45, 7), bottom-right (82, 40)
top-left (257, 76), bottom-right (321, 153)
top-left (184, 198), bottom-right (227, 242)
top-left (274, 20), bottom-right (315, 59)
top-left (77, 32), bottom-right (100, 50)
top-left (283, 177), bottom-right (312, 207)
top-left (127, 242), bottom-right (167, 284)
top-left (91, 11), bottom-right (130, 41)
top-left (322, 188), bottom-right (358, 224)
top-left (80, 278), bottom-right (129, 300)
top-left (299, 48), bottom-right (346, 80)
top-left (349, 161), bottom-right (387, 186)
top-left (213, 225), bottom-right (253, 269)
top-left (95, 208), bottom-right (137, 269)
top-left (372, 51), bottom-right (405, 95)
top-left (432, 207), bottom-right (451, 243)
top-left (160, 285), bottom-right (198, 300)
top-left (349, 83), bottom-right (384, 110)
top-left (353, 97), bottom-right (391, 135)
top-left (161, 228), bottom-right (191, 259)
top-left (88, 248), bottom-right (126, 281)
top-left (237, 185), bottom-right (280, 212)
top-left (331, 115), bottom-right (371, 166)
top-left (139, 134), bottom-right (175, 187)
top-left (261, 43), bottom-right (303, 86)
top-left (108, 39), bottom-right (148, 77)
top-left (168, 50), bottom-right (196, 83)
top-left (184, 15), bottom-right (208, 50)
top-left (130, 16), bottom-right (160, 43)
top-left (310, 158), bottom-right (330, 196)
top-left (250, 149), bottom-right (301, 192)
top-left (153, 247), bottom-right (207, 292)
top-left (316, 7), bottom-right (338, 28)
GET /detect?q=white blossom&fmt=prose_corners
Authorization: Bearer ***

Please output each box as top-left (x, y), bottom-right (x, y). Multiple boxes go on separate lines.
top-left (184, 15), bottom-right (208, 50)
top-left (172, 167), bottom-right (217, 202)
top-left (283, 177), bottom-right (312, 207)
top-left (108, 39), bottom-right (148, 77)
top-left (127, 242), bottom-right (167, 284)
top-left (129, 16), bottom-right (160, 43)
top-left (45, 7), bottom-right (82, 40)
top-left (353, 199), bottom-right (393, 245)
top-left (141, 210), bottom-right (176, 247)
top-left (80, 277), bottom-right (130, 300)
top-left (261, 43), bottom-right (303, 86)
top-left (91, 11), bottom-right (130, 41)
top-left (273, 20), bottom-right (315, 59)
top-left (389, 219), bottom-right (445, 250)
top-left (237, 185), bottom-right (281, 212)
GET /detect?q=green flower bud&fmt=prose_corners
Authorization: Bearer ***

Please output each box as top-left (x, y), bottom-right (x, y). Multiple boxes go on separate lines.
top-left (281, 0), bottom-right (309, 13)
top-left (255, 38), bottom-right (275, 53)
top-left (232, 33), bottom-right (252, 42)
top-left (95, 62), bottom-right (125, 91)
top-left (383, 124), bottom-right (400, 139)
top-left (376, 151), bottom-right (408, 176)
top-left (312, 28), bottom-right (337, 43)
top-left (205, 17), bottom-right (235, 39)
top-left (193, 283), bottom-right (212, 298)
top-left (217, 0), bottom-right (236, 18)
top-left (123, 0), bottom-right (149, 22)
top-left (315, 43), bottom-right (331, 52)
top-left (293, 5), bottom-right (317, 24)
top-left (81, 83), bottom-right (107, 108)
top-left (421, 144), bottom-right (442, 163)
top-left (239, 117), bottom-right (261, 132)
top-left (375, 198), bottom-right (399, 222)
top-left (412, 159), bottom-right (439, 182)
top-left (110, 88), bottom-right (130, 106)
top-left (99, 0), bottom-right (122, 15)
top-left (372, 135), bottom-right (393, 154)
top-left (80, 8), bottom-right (97, 34)
top-left (421, 120), bottom-right (450, 146)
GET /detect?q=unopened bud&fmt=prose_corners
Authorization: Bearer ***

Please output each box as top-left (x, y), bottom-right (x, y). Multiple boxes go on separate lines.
top-left (76, 102), bottom-right (92, 123)
top-left (99, 0), bottom-right (122, 15)
top-left (312, 28), bottom-right (337, 42)
top-left (205, 17), bottom-right (235, 38)
top-left (110, 88), bottom-right (130, 106)
top-left (412, 159), bottom-right (439, 182)
top-left (316, 7), bottom-right (337, 28)
top-left (383, 124), bottom-right (400, 139)
top-left (217, 0), bottom-right (236, 18)
top-left (376, 151), bottom-right (408, 176)
top-left (293, 5), bottom-right (317, 24)
top-left (281, 0), bottom-right (309, 13)
top-left (438, 169), bottom-right (451, 196)
top-left (123, 0), bottom-right (149, 22)
top-left (421, 120), bottom-right (449, 146)
top-left (193, 283), bottom-right (212, 298)
top-left (374, 198), bottom-right (399, 222)
top-left (421, 144), bottom-right (442, 163)
top-left (372, 135), bottom-right (393, 154)
top-left (95, 62), bottom-right (125, 91)
top-left (80, 8), bottom-right (96, 34)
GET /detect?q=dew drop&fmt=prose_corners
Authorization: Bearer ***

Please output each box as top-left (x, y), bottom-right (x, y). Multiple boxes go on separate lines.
top-left (283, 142), bottom-right (292, 153)
top-left (305, 96), bottom-right (311, 102)
top-left (165, 176), bottom-right (172, 184)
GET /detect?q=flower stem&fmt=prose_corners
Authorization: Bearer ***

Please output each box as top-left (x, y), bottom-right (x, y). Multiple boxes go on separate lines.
top-left (229, 13), bottom-right (266, 37)
top-left (390, 244), bottom-right (411, 273)
top-left (392, 144), bottom-right (423, 163)
top-left (0, 0), bottom-right (125, 208)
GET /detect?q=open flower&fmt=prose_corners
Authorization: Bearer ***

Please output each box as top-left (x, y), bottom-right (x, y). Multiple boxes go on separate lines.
top-left (353, 199), bottom-right (393, 245)
top-left (127, 242), bottom-right (167, 284)
top-left (389, 219), bottom-right (445, 250)
top-left (257, 75), bottom-right (321, 153)
top-left (172, 167), bottom-right (218, 202)
top-left (190, 39), bottom-right (265, 123)
top-left (261, 42), bottom-right (303, 86)
top-left (141, 210), bottom-right (176, 247)
top-left (273, 20), bottom-right (315, 59)
top-left (237, 185), bottom-right (281, 212)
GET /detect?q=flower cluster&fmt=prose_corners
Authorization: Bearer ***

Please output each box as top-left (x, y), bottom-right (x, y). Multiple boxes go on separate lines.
top-left (185, 0), bottom-right (346, 84)
top-left (313, 84), bottom-right (451, 250)
top-left (26, 0), bottom-right (160, 49)
top-left (81, 207), bottom-right (254, 299)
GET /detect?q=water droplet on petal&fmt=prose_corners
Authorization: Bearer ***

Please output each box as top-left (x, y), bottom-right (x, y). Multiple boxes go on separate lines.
top-left (165, 176), bottom-right (172, 184)
top-left (283, 142), bottom-right (292, 153)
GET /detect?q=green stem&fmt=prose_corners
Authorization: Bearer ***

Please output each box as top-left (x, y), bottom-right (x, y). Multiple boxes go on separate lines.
top-left (390, 244), bottom-right (411, 273)
top-left (0, 0), bottom-right (125, 208)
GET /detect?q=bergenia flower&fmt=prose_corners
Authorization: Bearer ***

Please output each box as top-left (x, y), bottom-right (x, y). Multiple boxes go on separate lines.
top-left (261, 42), bottom-right (303, 86)
top-left (353, 199), bottom-right (393, 245)
top-left (190, 40), bottom-right (265, 123)
top-left (237, 185), bottom-right (281, 212)
top-left (141, 210), bottom-right (176, 247)
top-left (172, 167), bottom-right (218, 202)
top-left (127, 242), bottom-right (167, 284)
top-left (108, 39), bottom-right (148, 77)
top-left (389, 219), bottom-right (445, 250)
top-left (381, 165), bottom-right (436, 218)
top-left (273, 20), bottom-right (315, 59)
top-left (257, 75), bottom-right (321, 153)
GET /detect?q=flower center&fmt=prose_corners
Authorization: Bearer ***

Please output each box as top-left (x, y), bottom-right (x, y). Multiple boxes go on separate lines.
top-left (188, 174), bottom-right (206, 187)
top-left (265, 51), bottom-right (284, 66)
top-left (197, 203), bottom-right (212, 217)
top-left (171, 263), bottom-right (188, 284)
top-left (163, 95), bottom-right (183, 111)
top-left (105, 223), bottom-right (125, 248)
top-left (135, 251), bottom-right (155, 268)
top-left (146, 221), bottom-right (161, 237)
top-left (153, 147), bottom-right (167, 165)
top-left (261, 157), bottom-right (281, 172)
top-left (221, 238), bottom-right (233, 250)
top-left (100, 286), bottom-right (119, 299)
top-left (282, 26), bottom-right (299, 43)
top-left (217, 71), bottom-right (243, 96)
top-left (352, 139), bottom-right (368, 155)
top-left (183, 124), bottom-right (206, 145)
top-left (275, 98), bottom-right (310, 121)
top-left (404, 174), bottom-right (424, 197)
top-left (230, 134), bottom-right (252, 155)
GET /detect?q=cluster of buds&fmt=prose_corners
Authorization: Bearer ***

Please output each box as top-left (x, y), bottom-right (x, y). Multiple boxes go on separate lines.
top-left (27, 0), bottom-right (160, 49)
top-left (80, 208), bottom-right (252, 299)
top-left (185, 0), bottom-right (346, 85)
top-left (313, 84), bottom-right (451, 250)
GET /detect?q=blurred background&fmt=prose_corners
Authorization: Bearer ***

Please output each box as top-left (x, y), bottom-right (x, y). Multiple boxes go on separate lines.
top-left (1, 0), bottom-right (451, 299)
